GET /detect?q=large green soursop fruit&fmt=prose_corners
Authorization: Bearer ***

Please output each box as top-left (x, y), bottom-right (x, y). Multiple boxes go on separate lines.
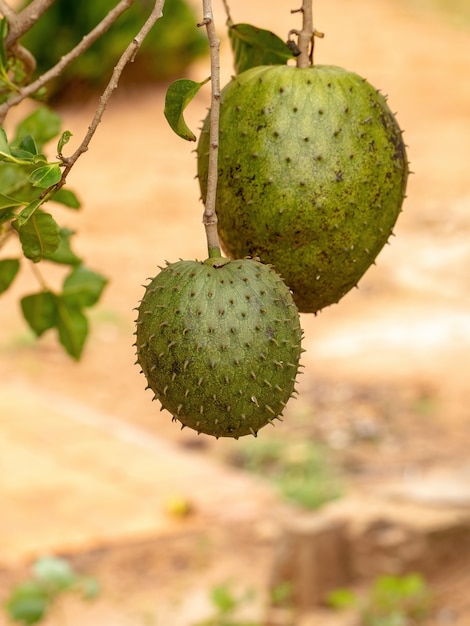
top-left (197, 65), bottom-right (409, 313)
top-left (135, 257), bottom-right (303, 438)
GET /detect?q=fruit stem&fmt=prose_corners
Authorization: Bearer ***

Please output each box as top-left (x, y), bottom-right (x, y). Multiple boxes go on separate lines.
top-left (294, 0), bottom-right (324, 68)
top-left (199, 0), bottom-right (222, 257)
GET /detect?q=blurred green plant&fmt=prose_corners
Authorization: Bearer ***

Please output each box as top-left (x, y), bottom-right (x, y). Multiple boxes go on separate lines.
top-left (193, 583), bottom-right (260, 626)
top-left (233, 437), bottom-right (342, 509)
top-left (328, 573), bottom-right (434, 626)
top-left (19, 0), bottom-right (208, 100)
top-left (4, 556), bottom-right (100, 626)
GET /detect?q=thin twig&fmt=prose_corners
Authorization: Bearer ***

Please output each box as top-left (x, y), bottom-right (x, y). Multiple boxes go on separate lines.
top-left (56, 0), bottom-right (165, 185)
top-left (293, 0), bottom-right (323, 68)
top-left (0, 0), bottom-right (16, 21)
top-left (295, 0), bottom-right (313, 68)
top-left (4, 0), bottom-right (56, 48)
top-left (199, 0), bottom-right (221, 257)
top-left (30, 260), bottom-right (49, 291)
top-left (0, 0), bottom-right (137, 122)
top-left (221, 0), bottom-right (233, 25)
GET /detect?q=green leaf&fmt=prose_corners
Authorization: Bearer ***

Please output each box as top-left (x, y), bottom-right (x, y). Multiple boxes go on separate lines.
top-left (164, 77), bottom-right (210, 141)
top-left (14, 106), bottom-right (62, 150)
top-left (16, 197), bottom-right (44, 226)
top-left (14, 210), bottom-right (61, 262)
top-left (56, 297), bottom-right (89, 360)
top-left (228, 23), bottom-right (294, 74)
top-left (10, 148), bottom-right (35, 161)
top-left (62, 265), bottom-right (107, 308)
top-left (19, 134), bottom-right (38, 155)
top-left (32, 153), bottom-right (48, 165)
top-left (57, 130), bottom-right (72, 154)
top-left (0, 258), bottom-right (20, 294)
top-left (20, 291), bottom-right (57, 336)
top-left (51, 187), bottom-right (81, 209)
top-left (0, 126), bottom-right (11, 158)
top-left (5, 582), bottom-right (49, 625)
top-left (43, 228), bottom-right (82, 266)
top-left (29, 163), bottom-right (61, 188)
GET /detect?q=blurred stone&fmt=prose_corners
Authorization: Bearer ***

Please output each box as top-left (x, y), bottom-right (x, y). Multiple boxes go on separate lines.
top-left (270, 515), bottom-right (351, 610)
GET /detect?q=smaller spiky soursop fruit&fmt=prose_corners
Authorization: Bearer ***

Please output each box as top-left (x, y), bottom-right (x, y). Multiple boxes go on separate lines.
top-left (135, 256), bottom-right (303, 439)
top-left (197, 65), bottom-right (409, 313)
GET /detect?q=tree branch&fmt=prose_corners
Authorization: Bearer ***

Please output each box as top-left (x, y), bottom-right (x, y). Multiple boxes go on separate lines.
top-left (4, 0), bottom-right (56, 48)
top-left (0, 0), bottom-right (16, 21)
top-left (56, 0), bottom-right (166, 187)
top-left (293, 0), bottom-right (324, 68)
top-left (0, 0), bottom-right (137, 122)
top-left (199, 0), bottom-right (221, 257)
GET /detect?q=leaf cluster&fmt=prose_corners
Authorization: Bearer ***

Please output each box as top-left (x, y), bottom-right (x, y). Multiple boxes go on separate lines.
top-left (0, 105), bottom-right (107, 359)
top-left (4, 556), bottom-right (99, 625)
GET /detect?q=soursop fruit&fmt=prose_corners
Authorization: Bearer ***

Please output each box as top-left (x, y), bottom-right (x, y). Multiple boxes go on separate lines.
top-left (135, 256), bottom-right (303, 438)
top-left (197, 64), bottom-right (409, 313)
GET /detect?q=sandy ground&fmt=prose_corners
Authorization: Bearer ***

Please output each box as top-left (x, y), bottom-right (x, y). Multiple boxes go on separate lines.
top-left (0, 0), bottom-right (469, 623)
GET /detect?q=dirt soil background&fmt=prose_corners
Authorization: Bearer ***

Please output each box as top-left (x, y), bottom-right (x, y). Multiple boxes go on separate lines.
top-left (0, 0), bottom-right (469, 624)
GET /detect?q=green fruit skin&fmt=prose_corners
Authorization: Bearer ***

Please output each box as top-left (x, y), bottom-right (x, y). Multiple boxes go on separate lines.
top-left (197, 65), bottom-right (409, 313)
top-left (135, 257), bottom-right (302, 439)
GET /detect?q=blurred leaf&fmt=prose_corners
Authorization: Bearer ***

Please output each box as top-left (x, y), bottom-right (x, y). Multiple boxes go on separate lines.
top-left (0, 193), bottom-right (23, 210)
top-left (10, 149), bottom-right (36, 162)
top-left (78, 577), bottom-right (101, 600)
top-left (62, 265), bottom-right (107, 308)
top-left (210, 585), bottom-right (237, 614)
top-left (29, 163), bottom-right (61, 188)
top-left (0, 207), bottom-right (17, 223)
top-left (164, 77), bottom-right (209, 141)
top-left (56, 297), bottom-right (88, 360)
top-left (0, 126), bottom-right (11, 157)
top-left (327, 588), bottom-right (357, 610)
top-left (33, 556), bottom-right (76, 591)
top-left (228, 23), bottom-right (294, 74)
top-left (5, 582), bottom-right (49, 625)
top-left (270, 581), bottom-right (294, 607)
top-left (17, 134), bottom-right (38, 157)
top-left (20, 291), bottom-right (57, 336)
top-left (0, 18), bottom-right (8, 72)
top-left (14, 210), bottom-right (61, 262)
top-left (51, 187), bottom-right (81, 209)
top-left (14, 106), bottom-right (61, 149)
top-left (44, 228), bottom-right (82, 266)
top-left (0, 164), bottom-right (32, 202)
top-left (0, 258), bottom-right (20, 294)
top-left (19, 0), bottom-right (208, 98)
